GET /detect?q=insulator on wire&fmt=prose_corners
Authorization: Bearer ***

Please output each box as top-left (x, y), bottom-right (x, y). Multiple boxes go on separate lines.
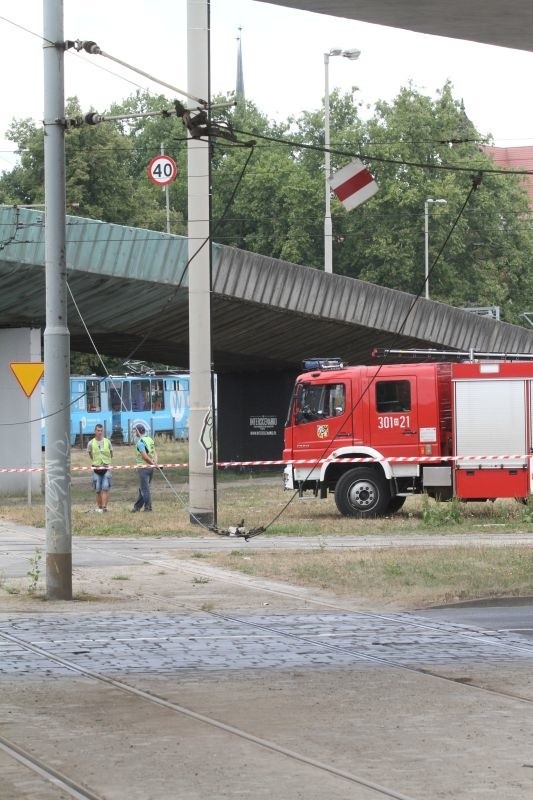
top-left (82, 40), bottom-right (101, 55)
top-left (84, 112), bottom-right (103, 126)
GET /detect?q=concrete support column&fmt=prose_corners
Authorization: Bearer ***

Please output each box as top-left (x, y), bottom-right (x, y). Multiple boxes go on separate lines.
top-left (187, 0), bottom-right (215, 526)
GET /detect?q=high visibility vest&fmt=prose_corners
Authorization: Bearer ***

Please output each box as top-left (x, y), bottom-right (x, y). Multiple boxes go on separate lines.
top-left (89, 437), bottom-right (112, 466)
top-left (135, 436), bottom-right (155, 465)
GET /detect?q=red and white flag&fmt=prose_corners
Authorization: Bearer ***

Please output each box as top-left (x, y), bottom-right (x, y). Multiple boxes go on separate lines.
top-left (329, 159), bottom-right (378, 211)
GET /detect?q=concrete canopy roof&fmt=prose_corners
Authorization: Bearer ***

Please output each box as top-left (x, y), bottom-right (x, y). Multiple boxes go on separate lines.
top-left (257, 0), bottom-right (533, 53)
top-left (1, 207), bottom-right (532, 372)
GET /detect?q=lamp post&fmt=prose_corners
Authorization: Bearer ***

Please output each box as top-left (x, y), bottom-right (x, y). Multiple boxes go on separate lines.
top-left (424, 198), bottom-right (447, 299)
top-left (324, 47), bottom-right (360, 273)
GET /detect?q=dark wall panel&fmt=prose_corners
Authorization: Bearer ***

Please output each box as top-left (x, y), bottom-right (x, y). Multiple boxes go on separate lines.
top-left (217, 372), bottom-right (297, 462)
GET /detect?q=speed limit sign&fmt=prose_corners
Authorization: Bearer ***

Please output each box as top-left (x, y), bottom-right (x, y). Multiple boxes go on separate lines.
top-left (147, 154), bottom-right (178, 186)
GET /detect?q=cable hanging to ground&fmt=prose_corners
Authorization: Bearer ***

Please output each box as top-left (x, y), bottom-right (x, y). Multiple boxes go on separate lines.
top-left (226, 173), bottom-right (486, 541)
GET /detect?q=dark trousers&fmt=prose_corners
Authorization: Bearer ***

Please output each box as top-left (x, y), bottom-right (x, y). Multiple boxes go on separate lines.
top-left (133, 467), bottom-right (153, 510)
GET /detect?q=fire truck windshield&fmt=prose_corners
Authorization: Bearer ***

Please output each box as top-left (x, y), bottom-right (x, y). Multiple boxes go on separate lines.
top-left (293, 382), bottom-right (346, 424)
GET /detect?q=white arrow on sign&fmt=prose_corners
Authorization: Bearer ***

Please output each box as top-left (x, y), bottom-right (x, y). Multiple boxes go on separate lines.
top-left (147, 154), bottom-right (178, 186)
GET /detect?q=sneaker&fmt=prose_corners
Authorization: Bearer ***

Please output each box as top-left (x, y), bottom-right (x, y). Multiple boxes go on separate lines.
top-left (143, 507), bottom-right (152, 512)
top-left (102, 507), bottom-right (108, 513)
top-left (95, 508), bottom-right (103, 514)
top-left (130, 507), bottom-right (140, 513)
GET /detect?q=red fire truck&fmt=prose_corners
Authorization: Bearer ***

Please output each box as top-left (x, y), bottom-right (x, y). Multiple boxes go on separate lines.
top-left (282, 353), bottom-right (533, 517)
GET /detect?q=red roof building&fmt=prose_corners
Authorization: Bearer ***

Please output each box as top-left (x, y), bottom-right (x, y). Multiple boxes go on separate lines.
top-left (483, 146), bottom-right (533, 209)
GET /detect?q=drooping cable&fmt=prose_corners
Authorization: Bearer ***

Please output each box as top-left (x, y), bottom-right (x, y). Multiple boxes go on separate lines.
top-left (242, 175), bottom-right (485, 538)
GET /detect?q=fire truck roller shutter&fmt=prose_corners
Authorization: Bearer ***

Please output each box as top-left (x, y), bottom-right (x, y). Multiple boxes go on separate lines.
top-left (334, 467), bottom-right (391, 518)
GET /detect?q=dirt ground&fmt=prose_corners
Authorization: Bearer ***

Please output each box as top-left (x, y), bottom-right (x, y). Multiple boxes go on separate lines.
top-left (1, 554), bottom-right (378, 615)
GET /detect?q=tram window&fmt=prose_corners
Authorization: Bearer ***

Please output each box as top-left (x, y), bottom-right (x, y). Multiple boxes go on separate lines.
top-left (72, 381), bottom-right (85, 410)
top-left (86, 379), bottom-right (101, 413)
top-left (109, 388), bottom-right (120, 411)
top-left (165, 379), bottom-right (176, 391)
top-left (122, 382), bottom-right (131, 411)
top-left (151, 379), bottom-right (165, 410)
top-left (109, 381), bottom-right (131, 412)
top-left (132, 380), bottom-right (150, 411)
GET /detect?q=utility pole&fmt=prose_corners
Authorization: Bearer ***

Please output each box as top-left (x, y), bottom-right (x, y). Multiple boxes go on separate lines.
top-left (43, 0), bottom-right (72, 598)
top-left (187, 0), bottom-right (216, 526)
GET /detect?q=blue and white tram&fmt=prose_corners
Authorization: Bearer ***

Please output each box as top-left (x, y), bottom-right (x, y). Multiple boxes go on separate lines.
top-left (41, 373), bottom-right (190, 446)
top-left (108, 373), bottom-right (190, 443)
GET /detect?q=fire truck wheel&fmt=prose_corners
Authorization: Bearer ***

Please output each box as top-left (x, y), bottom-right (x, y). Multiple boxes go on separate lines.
top-left (334, 468), bottom-right (390, 517)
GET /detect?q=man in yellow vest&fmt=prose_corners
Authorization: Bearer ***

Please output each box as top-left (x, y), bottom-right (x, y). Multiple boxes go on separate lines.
top-left (87, 424), bottom-right (113, 512)
top-left (131, 424), bottom-right (157, 512)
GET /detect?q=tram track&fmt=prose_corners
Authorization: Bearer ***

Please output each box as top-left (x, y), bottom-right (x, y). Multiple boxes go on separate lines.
top-left (202, 606), bottom-right (533, 705)
top-left (0, 628), bottom-right (418, 800)
top-left (2, 541), bottom-right (532, 799)
top-left (1, 601), bottom-right (532, 800)
top-left (0, 732), bottom-right (105, 800)
top-left (76, 540), bottom-right (533, 705)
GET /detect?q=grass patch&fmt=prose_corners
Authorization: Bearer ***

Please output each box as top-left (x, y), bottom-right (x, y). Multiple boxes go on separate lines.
top-left (204, 546), bottom-right (533, 607)
top-left (0, 441), bottom-right (532, 538)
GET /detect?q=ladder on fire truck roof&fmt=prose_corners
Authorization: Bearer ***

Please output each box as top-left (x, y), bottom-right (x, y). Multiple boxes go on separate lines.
top-left (371, 348), bottom-right (533, 361)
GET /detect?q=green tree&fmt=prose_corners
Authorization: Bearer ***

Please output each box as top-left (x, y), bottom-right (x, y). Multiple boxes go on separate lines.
top-left (321, 83), bottom-right (532, 321)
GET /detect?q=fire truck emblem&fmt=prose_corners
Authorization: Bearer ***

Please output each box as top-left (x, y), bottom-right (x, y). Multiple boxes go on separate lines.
top-left (317, 424), bottom-right (329, 439)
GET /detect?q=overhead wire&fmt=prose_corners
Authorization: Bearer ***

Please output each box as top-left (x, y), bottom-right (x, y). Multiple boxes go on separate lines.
top-left (122, 143), bottom-right (255, 363)
top-left (1, 10), bottom-right (532, 181)
top-left (228, 127), bottom-right (533, 177)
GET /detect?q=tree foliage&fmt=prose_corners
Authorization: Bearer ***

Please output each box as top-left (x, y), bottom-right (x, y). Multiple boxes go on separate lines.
top-left (1, 83), bottom-right (531, 325)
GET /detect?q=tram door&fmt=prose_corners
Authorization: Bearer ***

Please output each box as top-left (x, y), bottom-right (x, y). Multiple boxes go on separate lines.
top-left (108, 379), bottom-right (130, 442)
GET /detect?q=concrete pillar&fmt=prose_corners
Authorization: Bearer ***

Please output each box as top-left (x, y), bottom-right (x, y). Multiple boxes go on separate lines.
top-left (187, 0), bottom-right (215, 525)
top-left (0, 329), bottom-right (43, 495)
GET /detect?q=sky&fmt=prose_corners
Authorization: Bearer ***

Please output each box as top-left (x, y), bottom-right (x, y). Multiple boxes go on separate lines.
top-left (0, 0), bottom-right (532, 173)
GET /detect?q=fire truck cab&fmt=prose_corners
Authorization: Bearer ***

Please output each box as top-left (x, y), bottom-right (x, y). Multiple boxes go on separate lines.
top-left (283, 356), bottom-right (533, 517)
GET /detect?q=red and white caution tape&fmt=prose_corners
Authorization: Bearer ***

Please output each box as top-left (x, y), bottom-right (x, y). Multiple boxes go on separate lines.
top-left (1, 454), bottom-right (531, 474)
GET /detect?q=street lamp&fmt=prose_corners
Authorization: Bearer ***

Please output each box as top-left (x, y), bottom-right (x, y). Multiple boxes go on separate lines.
top-left (324, 47), bottom-right (361, 273)
top-left (424, 198), bottom-right (447, 299)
